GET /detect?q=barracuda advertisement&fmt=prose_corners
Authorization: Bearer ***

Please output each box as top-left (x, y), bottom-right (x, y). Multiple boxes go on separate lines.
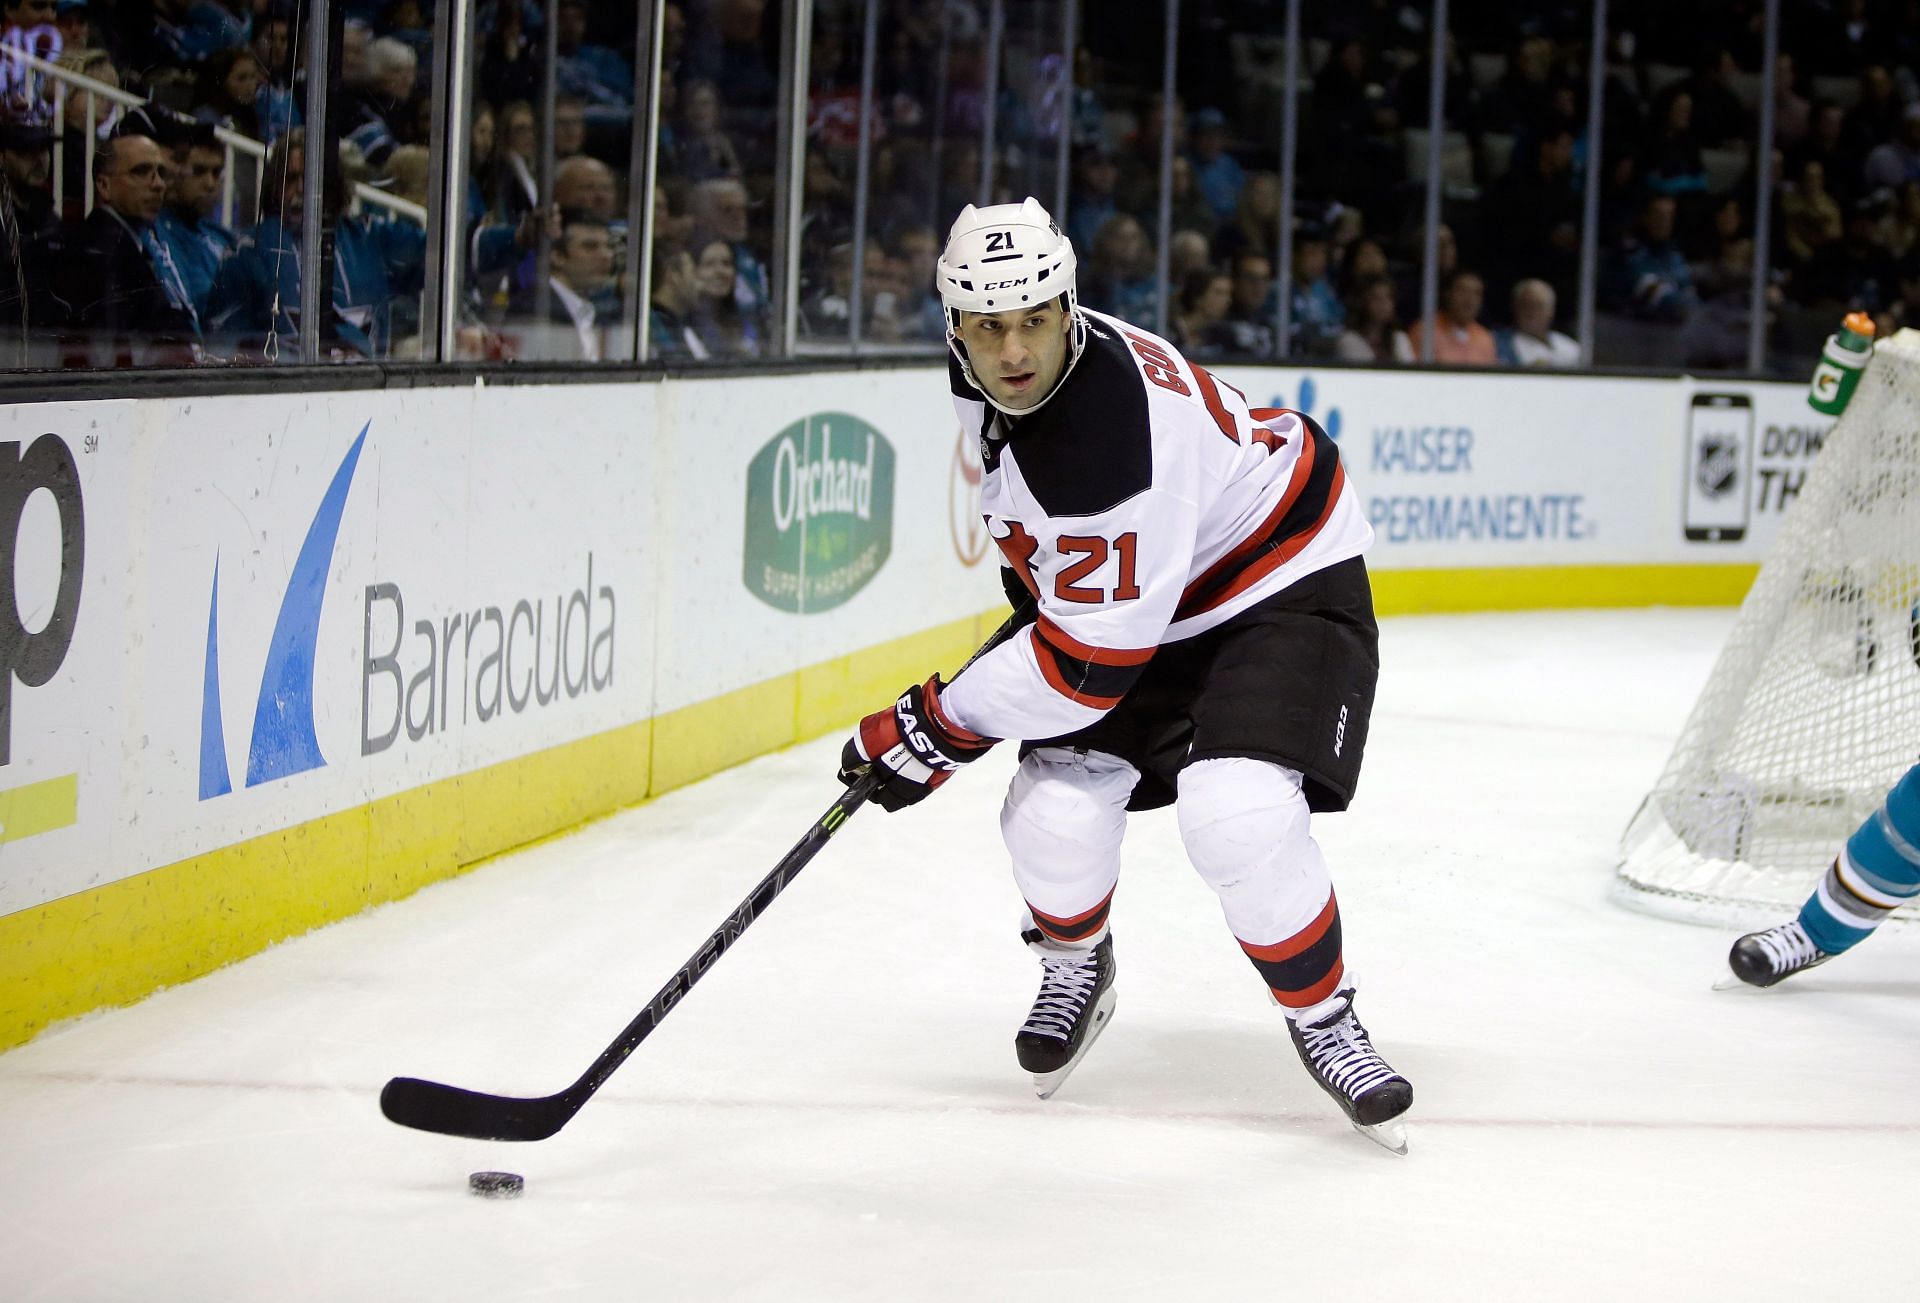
top-left (0, 387), bottom-right (657, 913)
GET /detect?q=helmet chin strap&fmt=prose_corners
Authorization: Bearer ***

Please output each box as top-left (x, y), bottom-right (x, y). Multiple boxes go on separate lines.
top-left (948, 307), bottom-right (1090, 421)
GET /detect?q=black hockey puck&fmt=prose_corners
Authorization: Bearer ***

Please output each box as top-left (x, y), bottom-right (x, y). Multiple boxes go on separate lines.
top-left (468, 1171), bottom-right (524, 1199)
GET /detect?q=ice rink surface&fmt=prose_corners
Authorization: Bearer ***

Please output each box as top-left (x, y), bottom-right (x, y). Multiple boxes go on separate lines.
top-left (6, 608), bottom-right (1920, 1302)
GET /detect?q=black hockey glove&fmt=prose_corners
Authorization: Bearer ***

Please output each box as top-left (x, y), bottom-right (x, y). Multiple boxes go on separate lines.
top-left (838, 676), bottom-right (997, 811)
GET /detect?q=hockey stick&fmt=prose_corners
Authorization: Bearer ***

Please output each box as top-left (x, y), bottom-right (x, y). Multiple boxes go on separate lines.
top-left (379, 768), bottom-right (884, 1141)
top-left (379, 604), bottom-right (1031, 1142)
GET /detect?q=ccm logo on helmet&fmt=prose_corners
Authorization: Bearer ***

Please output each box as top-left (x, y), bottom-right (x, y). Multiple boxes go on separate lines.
top-left (984, 278), bottom-right (1029, 291)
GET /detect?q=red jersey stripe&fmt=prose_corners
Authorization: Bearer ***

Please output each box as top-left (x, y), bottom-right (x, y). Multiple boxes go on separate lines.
top-left (1036, 615), bottom-right (1156, 666)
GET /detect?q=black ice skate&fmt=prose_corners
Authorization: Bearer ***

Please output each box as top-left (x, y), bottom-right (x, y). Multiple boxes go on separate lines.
top-left (1287, 987), bottom-right (1413, 1155)
top-left (1726, 920), bottom-right (1834, 988)
top-left (1015, 931), bottom-right (1116, 1099)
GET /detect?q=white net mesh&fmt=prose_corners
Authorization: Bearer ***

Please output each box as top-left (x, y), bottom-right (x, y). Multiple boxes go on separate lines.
top-left (1616, 329), bottom-right (1920, 927)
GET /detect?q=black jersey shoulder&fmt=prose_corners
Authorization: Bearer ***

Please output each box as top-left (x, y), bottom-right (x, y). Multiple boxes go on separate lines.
top-left (1003, 318), bottom-right (1153, 517)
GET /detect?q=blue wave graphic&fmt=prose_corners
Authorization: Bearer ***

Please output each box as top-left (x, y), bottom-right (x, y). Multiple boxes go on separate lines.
top-left (243, 423), bottom-right (369, 788)
top-left (198, 558), bottom-right (232, 799)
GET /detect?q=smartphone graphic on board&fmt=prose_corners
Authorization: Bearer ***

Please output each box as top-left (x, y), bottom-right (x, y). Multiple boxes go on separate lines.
top-left (1684, 392), bottom-right (1753, 542)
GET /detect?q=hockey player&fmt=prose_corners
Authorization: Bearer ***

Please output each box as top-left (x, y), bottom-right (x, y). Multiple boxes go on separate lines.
top-left (1728, 763), bottom-right (1920, 986)
top-left (836, 197), bottom-right (1413, 1153)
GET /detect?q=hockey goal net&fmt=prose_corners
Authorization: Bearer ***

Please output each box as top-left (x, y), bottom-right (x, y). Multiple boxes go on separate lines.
top-left (1616, 328), bottom-right (1920, 927)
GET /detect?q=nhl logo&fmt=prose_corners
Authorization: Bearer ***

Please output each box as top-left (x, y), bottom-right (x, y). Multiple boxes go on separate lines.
top-left (1694, 437), bottom-right (1740, 498)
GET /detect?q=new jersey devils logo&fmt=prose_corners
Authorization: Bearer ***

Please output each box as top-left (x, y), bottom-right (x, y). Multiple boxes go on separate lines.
top-left (948, 428), bottom-right (988, 566)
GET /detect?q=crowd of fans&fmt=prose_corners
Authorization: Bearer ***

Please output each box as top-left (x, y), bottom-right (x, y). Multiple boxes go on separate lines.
top-left (1, 0), bottom-right (1918, 372)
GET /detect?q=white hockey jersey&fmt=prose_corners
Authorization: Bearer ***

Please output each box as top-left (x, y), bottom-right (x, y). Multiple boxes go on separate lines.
top-left (939, 308), bottom-right (1373, 744)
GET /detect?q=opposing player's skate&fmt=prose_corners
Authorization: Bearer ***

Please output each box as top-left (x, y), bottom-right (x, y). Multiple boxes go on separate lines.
top-left (1724, 919), bottom-right (1833, 988)
top-left (1287, 986), bottom-right (1413, 1155)
top-left (1015, 931), bottom-right (1116, 1099)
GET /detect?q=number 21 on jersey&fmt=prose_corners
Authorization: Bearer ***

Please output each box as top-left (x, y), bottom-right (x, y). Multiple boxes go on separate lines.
top-left (998, 520), bottom-right (1141, 605)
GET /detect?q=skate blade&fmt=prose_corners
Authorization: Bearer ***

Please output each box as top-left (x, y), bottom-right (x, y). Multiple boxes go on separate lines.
top-left (1032, 988), bottom-right (1117, 1100)
top-left (1712, 972), bottom-right (1756, 992)
top-left (1353, 1117), bottom-right (1408, 1156)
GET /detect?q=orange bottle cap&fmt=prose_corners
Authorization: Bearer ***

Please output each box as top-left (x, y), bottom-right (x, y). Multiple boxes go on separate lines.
top-left (1843, 311), bottom-right (1877, 338)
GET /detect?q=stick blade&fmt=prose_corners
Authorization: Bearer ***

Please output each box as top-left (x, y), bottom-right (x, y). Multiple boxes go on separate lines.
top-left (380, 1076), bottom-right (574, 1142)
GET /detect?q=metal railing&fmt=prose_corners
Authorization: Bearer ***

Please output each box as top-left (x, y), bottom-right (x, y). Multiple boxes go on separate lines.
top-left (0, 44), bottom-right (426, 227)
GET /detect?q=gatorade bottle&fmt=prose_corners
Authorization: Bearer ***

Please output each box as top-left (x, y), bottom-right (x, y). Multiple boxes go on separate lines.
top-left (1808, 311), bottom-right (1876, 416)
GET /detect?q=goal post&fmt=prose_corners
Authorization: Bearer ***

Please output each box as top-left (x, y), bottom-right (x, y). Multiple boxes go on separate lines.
top-left (1616, 328), bottom-right (1920, 927)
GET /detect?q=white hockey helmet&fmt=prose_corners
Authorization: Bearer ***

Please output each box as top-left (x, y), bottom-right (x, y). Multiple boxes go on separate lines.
top-left (937, 197), bottom-right (1087, 413)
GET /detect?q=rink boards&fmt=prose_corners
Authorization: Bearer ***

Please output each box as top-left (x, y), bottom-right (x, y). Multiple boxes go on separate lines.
top-left (0, 364), bottom-right (1822, 1048)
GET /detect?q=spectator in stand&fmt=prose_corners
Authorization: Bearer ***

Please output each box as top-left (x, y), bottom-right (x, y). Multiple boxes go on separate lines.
top-left (1334, 273), bottom-right (1412, 364)
top-left (191, 47), bottom-right (265, 143)
top-left (1170, 268), bottom-right (1233, 360)
top-left (1410, 268), bottom-right (1497, 366)
top-left (1116, 89), bottom-right (1183, 218)
top-left (1781, 156), bottom-right (1842, 267)
top-left (684, 0), bottom-right (780, 135)
top-left (381, 144), bottom-right (429, 209)
top-left (1221, 248), bottom-right (1275, 357)
top-left (1341, 237), bottom-right (1390, 292)
top-left (1790, 100), bottom-right (1857, 206)
top-left (1889, 180), bottom-right (1920, 260)
top-left (1864, 104), bottom-right (1920, 193)
top-left (649, 241), bottom-right (707, 360)
top-left (1213, 169), bottom-right (1279, 264)
top-left (1770, 52), bottom-right (1810, 149)
top-left (1083, 213), bottom-right (1158, 324)
top-left (678, 79), bottom-right (741, 182)
top-left (153, 121), bottom-right (236, 324)
top-left (51, 48), bottom-right (121, 219)
top-left (1681, 47), bottom-right (1748, 149)
top-left (687, 175), bottom-right (769, 331)
top-left (1843, 64), bottom-right (1901, 174)
top-left (1167, 155), bottom-right (1215, 238)
top-left (344, 37), bottom-right (418, 168)
top-left (1066, 148), bottom-right (1120, 256)
top-left (1473, 34), bottom-right (1554, 135)
top-left (206, 129), bottom-right (427, 360)
top-left (496, 100), bottom-right (540, 221)
top-left (550, 95), bottom-right (588, 162)
top-left (53, 0), bottom-right (89, 49)
top-left (691, 235), bottom-right (761, 356)
top-left (891, 222), bottom-right (945, 342)
top-left (50, 130), bottom-right (197, 362)
top-left (1168, 228), bottom-right (1212, 288)
top-left (0, 117), bottom-right (55, 355)
top-left (250, 9), bottom-right (301, 141)
top-left (1490, 119), bottom-right (1580, 307)
top-left (478, 4), bottom-right (546, 109)
top-left (1188, 107), bottom-right (1243, 223)
top-left (1811, 0), bottom-right (1880, 77)
top-left (1639, 89), bottom-right (1709, 196)
top-left (1313, 37), bottom-right (1397, 145)
top-left (508, 210), bottom-right (618, 361)
top-left (0, 117), bottom-right (54, 245)
top-left (152, 0), bottom-right (251, 69)
top-left (1285, 230), bottom-right (1345, 358)
top-left (1609, 193), bottom-right (1699, 322)
top-left (1499, 278), bottom-right (1579, 368)
top-left (1397, 221), bottom-right (1456, 323)
top-left (556, 0), bottom-right (635, 118)
top-left (1796, 193), bottom-right (1899, 315)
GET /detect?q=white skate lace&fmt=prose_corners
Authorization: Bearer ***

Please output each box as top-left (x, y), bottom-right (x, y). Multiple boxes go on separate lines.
top-left (1021, 952), bottom-right (1100, 1043)
top-left (1754, 922), bottom-right (1822, 974)
top-left (1298, 1005), bottom-right (1399, 1103)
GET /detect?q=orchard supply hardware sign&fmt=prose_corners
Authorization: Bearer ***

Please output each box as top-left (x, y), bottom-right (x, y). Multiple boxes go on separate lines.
top-left (743, 414), bottom-right (896, 613)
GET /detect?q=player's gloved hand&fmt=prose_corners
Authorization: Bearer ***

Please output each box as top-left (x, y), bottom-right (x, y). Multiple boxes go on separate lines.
top-left (838, 676), bottom-right (997, 811)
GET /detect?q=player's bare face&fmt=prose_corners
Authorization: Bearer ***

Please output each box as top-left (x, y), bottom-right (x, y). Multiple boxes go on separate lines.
top-left (957, 304), bottom-right (1071, 410)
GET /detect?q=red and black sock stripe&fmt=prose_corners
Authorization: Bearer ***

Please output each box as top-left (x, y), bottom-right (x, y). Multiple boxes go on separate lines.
top-left (1238, 892), bottom-right (1345, 1009)
top-left (1028, 887), bottom-right (1116, 944)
